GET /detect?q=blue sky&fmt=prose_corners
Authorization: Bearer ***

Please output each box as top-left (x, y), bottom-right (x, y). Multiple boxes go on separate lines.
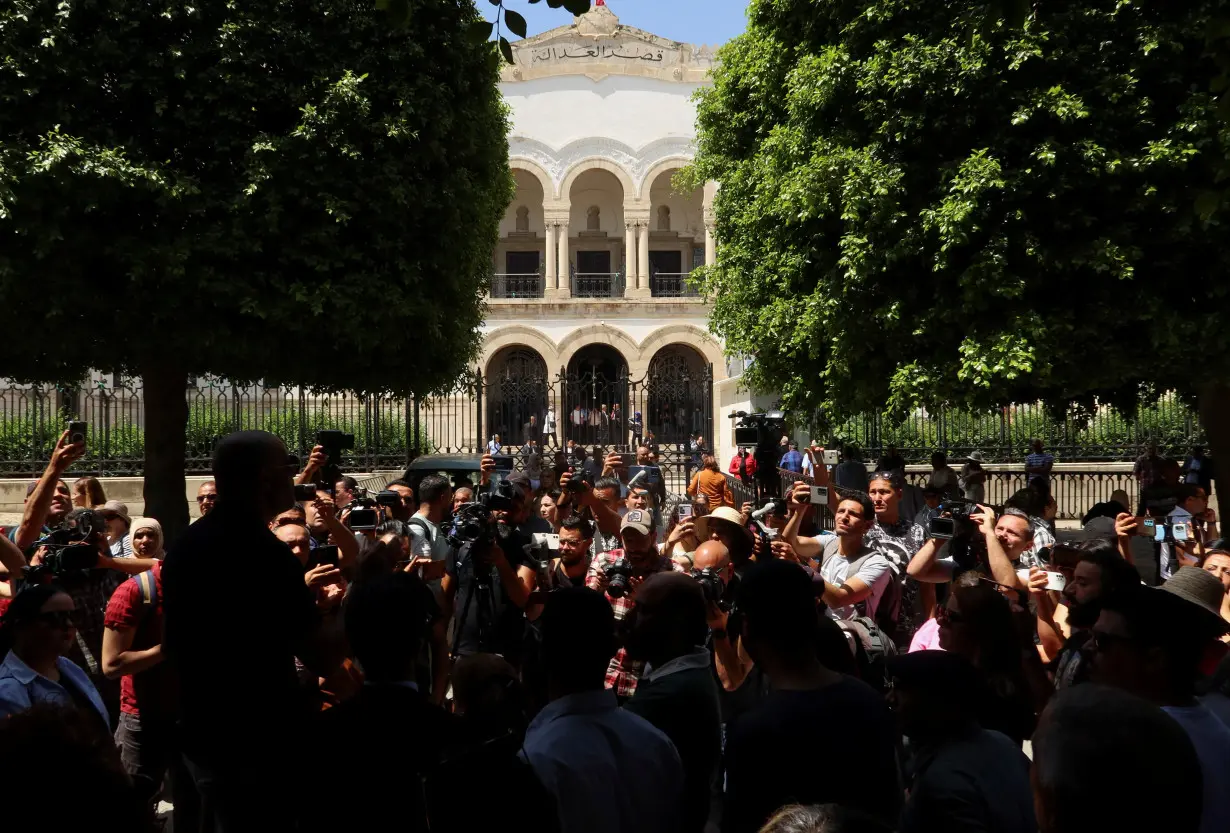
top-left (509, 0), bottom-right (749, 46)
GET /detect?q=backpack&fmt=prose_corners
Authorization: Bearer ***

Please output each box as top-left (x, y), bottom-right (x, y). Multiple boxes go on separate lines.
top-left (136, 569), bottom-right (158, 610)
top-left (846, 552), bottom-right (902, 641)
top-left (836, 615), bottom-right (898, 694)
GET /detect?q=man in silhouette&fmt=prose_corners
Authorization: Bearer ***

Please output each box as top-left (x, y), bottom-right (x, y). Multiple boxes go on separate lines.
top-left (164, 431), bottom-right (337, 832)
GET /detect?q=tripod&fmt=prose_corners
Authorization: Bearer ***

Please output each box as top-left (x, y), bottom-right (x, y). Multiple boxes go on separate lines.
top-left (451, 543), bottom-right (498, 657)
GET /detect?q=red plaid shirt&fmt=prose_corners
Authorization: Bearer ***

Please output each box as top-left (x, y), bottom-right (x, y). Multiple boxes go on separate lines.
top-left (585, 548), bottom-right (682, 698)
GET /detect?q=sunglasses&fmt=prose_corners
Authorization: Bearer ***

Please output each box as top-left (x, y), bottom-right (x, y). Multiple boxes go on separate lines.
top-left (196, 494), bottom-right (217, 503)
top-left (35, 610), bottom-right (75, 629)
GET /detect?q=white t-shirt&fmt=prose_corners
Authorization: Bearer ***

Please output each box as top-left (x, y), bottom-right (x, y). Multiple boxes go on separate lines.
top-left (1161, 703), bottom-right (1230, 833)
top-left (805, 535), bottom-right (891, 621)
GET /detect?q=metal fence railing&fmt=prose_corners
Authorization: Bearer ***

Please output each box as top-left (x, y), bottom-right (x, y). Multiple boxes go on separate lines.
top-left (572, 272), bottom-right (623, 298)
top-left (490, 273), bottom-right (544, 299)
top-left (650, 272), bottom-right (701, 298)
top-left (829, 394), bottom-right (1203, 463)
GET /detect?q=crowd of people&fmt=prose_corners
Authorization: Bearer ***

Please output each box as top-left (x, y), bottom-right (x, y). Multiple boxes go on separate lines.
top-left (0, 429), bottom-right (1228, 833)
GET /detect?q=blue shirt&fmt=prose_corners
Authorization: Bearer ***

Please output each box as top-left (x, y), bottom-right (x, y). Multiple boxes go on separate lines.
top-left (0, 651), bottom-right (109, 726)
top-left (521, 689), bottom-right (684, 833)
top-left (780, 450), bottom-right (804, 473)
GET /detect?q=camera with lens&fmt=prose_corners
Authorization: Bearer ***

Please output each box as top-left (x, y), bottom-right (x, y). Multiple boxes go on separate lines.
top-left (563, 466), bottom-right (594, 494)
top-left (729, 410), bottom-right (789, 497)
top-left (691, 567), bottom-right (726, 607)
top-left (604, 556), bottom-right (634, 599)
top-left (928, 499), bottom-right (991, 573)
top-left (26, 509), bottom-right (103, 581)
top-left (446, 480), bottom-right (518, 550)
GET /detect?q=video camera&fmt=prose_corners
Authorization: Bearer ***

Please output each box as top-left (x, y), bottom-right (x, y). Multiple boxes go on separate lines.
top-left (729, 410), bottom-right (787, 452)
top-left (928, 498), bottom-right (998, 573)
top-left (730, 410), bottom-right (789, 498)
top-left (27, 510), bottom-right (103, 581)
top-left (447, 480), bottom-right (519, 550)
top-left (691, 567), bottom-right (727, 609)
top-left (344, 488), bottom-right (404, 531)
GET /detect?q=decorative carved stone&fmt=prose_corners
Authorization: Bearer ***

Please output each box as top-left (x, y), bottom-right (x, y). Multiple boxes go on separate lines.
top-left (509, 135), bottom-right (696, 196)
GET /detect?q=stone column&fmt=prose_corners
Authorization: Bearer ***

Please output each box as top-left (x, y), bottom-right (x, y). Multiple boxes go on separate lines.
top-left (544, 223), bottom-right (557, 296)
top-left (557, 222), bottom-right (571, 299)
top-left (637, 222), bottom-right (650, 292)
top-left (624, 223), bottom-right (636, 297)
top-left (704, 224), bottom-right (716, 267)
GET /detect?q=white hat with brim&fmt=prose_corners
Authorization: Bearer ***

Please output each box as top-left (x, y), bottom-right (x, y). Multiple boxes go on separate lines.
top-left (695, 506), bottom-right (753, 544)
top-left (100, 500), bottom-right (131, 527)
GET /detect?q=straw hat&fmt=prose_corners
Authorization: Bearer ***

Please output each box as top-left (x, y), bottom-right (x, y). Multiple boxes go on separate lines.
top-left (694, 506), bottom-right (753, 544)
top-left (1161, 567), bottom-right (1230, 631)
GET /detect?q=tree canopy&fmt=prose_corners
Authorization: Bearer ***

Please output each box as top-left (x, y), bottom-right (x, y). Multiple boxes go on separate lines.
top-left (0, 0), bottom-right (513, 532)
top-left (690, 0), bottom-right (1230, 436)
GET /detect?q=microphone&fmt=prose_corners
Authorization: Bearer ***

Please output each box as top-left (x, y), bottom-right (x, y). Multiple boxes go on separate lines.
top-left (751, 500), bottom-right (782, 521)
top-left (627, 469), bottom-right (649, 490)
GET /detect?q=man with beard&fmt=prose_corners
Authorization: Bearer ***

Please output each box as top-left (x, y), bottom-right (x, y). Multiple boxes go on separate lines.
top-left (1031, 540), bottom-right (1141, 691)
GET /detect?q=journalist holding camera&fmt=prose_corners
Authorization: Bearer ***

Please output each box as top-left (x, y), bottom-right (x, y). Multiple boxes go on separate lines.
top-left (439, 462), bottom-right (542, 668)
top-left (0, 431), bottom-right (162, 719)
top-left (906, 500), bottom-right (1036, 590)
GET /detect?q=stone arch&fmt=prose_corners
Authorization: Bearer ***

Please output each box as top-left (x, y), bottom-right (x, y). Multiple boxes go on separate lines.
top-left (485, 345), bottom-right (550, 448)
top-left (638, 324), bottom-right (726, 380)
top-left (637, 157), bottom-right (695, 201)
top-left (509, 158), bottom-right (555, 200)
top-left (556, 324), bottom-right (640, 375)
top-left (558, 158), bottom-right (637, 207)
top-left (482, 325), bottom-right (560, 373)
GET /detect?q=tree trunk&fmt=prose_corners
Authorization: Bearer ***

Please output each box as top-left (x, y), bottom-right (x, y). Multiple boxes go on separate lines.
top-left (142, 364), bottom-right (190, 545)
top-left (1198, 381), bottom-right (1230, 500)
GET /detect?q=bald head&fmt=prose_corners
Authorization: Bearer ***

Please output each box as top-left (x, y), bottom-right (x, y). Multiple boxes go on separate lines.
top-left (211, 431), bottom-right (293, 521)
top-left (693, 540), bottom-right (731, 572)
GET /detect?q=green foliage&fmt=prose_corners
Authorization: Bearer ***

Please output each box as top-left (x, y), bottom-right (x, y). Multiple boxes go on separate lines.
top-left (0, 0), bottom-right (512, 397)
top-left (828, 394), bottom-right (1203, 461)
top-left (691, 0), bottom-right (1230, 425)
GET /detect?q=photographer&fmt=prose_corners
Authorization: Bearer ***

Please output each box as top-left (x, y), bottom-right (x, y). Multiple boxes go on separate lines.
top-left (303, 492), bottom-right (360, 569)
top-left (8, 430), bottom-right (84, 553)
top-left (440, 472), bottom-right (539, 667)
top-left (783, 487), bottom-right (892, 623)
top-left (406, 475), bottom-right (455, 586)
top-left (8, 503), bottom-right (160, 721)
top-left (585, 509), bottom-right (680, 699)
top-left (907, 505), bottom-right (1035, 590)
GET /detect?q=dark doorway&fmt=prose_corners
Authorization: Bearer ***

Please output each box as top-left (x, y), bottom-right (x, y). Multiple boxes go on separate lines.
top-left (649, 250), bottom-right (682, 275)
top-left (505, 251), bottom-right (540, 274)
top-left (575, 251), bottom-right (613, 297)
top-left (564, 344), bottom-right (628, 449)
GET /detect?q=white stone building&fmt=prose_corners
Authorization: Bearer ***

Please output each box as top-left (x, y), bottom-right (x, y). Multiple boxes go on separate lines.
top-left (481, 2), bottom-right (754, 479)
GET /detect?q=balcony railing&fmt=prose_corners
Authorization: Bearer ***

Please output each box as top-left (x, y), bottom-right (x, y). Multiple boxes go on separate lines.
top-left (572, 272), bottom-right (624, 299)
top-left (650, 272), bottom-right (700, 298)
top-left (491, 273), bottom-right (544, 299)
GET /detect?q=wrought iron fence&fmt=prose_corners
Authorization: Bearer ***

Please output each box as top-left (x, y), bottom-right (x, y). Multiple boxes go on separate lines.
top-left (490, 273), bottom-right (544, 299)
top-left (827, 395), bottom-right (1203, 463)
top-left (650, 272), bottom-right (701, 298)
top-left (572, 272), bottom-right (623, 298)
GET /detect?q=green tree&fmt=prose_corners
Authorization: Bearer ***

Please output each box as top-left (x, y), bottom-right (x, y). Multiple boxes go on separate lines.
top-left (689, 1), bottom-right (1230, 466)
top-left (0, 0), bottom-right (513, 538)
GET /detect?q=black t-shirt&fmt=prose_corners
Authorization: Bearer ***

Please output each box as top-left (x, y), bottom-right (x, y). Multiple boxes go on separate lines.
top-left (723, 676), bottom-right (902, 833)
top-left (163, 503), bottom-right (318, 761)
top-left (447, 526), bottom-right (529, 663)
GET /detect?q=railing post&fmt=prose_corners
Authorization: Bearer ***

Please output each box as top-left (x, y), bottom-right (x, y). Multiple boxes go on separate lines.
top-left (475, 367), bottom-right (484, 453)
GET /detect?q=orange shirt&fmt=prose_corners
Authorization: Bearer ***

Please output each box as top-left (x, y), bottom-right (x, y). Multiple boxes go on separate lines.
top-left (689, 468), bottom-right (731, 508)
